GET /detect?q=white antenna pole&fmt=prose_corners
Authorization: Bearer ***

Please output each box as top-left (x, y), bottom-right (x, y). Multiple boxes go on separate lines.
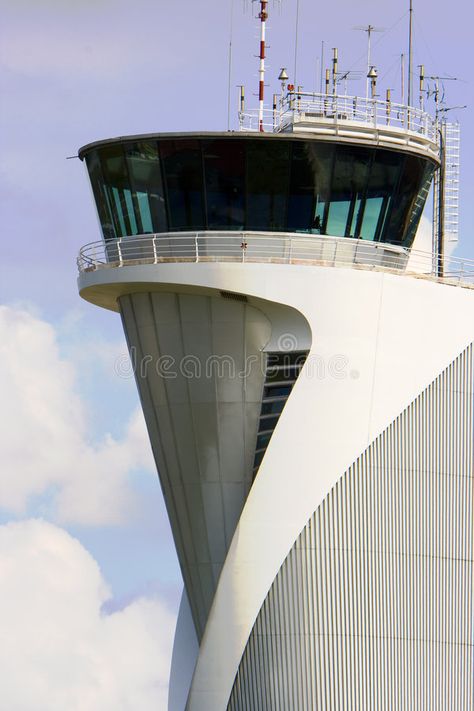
top-left (320, 41), bottom-right (325, 94)
top-left (294, 0), bottom-right (300, 88)
top-left (257, 0), bottom-right (268, 132)
top-left (227, 0), bottom-right (235, 131)
top-left (408, 0), bottom-right (414, 106)
top-left (401, 53), bottom-right (405, 103)
top-left (366, 25), bottom-right (373, 99)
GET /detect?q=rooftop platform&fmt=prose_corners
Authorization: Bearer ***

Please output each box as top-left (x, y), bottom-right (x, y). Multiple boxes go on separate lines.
top-left (240, 92), bottom-right (441, 163)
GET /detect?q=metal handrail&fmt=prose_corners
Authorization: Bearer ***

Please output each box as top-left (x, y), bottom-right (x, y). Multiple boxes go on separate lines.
top-left (239, 91), bottom-right (440, 150)
top-left (77, 232), bottom-right (474, 288)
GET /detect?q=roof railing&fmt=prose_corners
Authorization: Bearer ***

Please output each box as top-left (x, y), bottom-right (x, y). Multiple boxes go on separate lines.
top-left (77, 232), bottom-right (474, 288)
top-left (239, 91), bottom-right (440, 152)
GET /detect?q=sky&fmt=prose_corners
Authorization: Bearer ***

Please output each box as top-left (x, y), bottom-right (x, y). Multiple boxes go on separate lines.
top-left (1, 1), bottom-right (473, 708)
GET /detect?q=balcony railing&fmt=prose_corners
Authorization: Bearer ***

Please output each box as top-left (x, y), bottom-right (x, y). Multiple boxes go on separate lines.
top-left (77, 232), bottom-right (474, 288)
top-left (239, 91), bottom-right (440, 155)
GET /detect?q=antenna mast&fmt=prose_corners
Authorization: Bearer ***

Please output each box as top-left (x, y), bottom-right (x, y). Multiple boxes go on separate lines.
top-left (257, 0), bottom-right (268, 132)
top-left (354, 25), bottom-right (384, 99)
top-left (408, 0), bottom-right (414, 106)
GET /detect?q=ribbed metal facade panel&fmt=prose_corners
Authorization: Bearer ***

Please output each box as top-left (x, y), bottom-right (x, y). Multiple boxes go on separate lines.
top-left (228, 345), bottom-right (474, 710)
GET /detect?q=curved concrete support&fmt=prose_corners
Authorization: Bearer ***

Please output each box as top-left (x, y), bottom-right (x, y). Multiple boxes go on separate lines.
top-left (168, 590), bottom-right (199, 711)
top-left (79, 261), bottom-right (474, 710)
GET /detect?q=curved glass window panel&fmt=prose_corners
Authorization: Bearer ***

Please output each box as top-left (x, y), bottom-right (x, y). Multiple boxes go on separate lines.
top-left (287, 142), bottom-right (320, 232)
top-left (384, 154), bottom-right (426, 244)
top-left (99, 145), bottom-right (135, 237)
top-left (203, 139), bottom-right (245, 229)
top-left (246, 140), bottom-right (290, 231)
top-left (363, 150), bottom-right (403, 242)
top-left (310, 143), bottom-right (333, 234)
top-left (265, 367), bottom-right (300, 384)
top-left (326, 146), bottom-right (371, 238)
top-left (263, 384), bottom-right (293, 399)
top-left (404, 160), bottom-right (435, 245)
top-left (161, 140), bottom-right (205, 231)
top-left (258, 415), bottom-right (280, 432)
top-left (260, 399), bottom-right (286, 415)
top-left (256, 432), bottom-right (273, 450)
top-left (125, 142), bottom-right (167, 234)
top-left (84, 137), bottom-right (436, 248)
top-left (85, 150), bottom-right (117, 240)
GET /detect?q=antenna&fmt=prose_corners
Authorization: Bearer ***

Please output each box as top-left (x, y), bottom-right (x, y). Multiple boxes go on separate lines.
top-left (408, 1), bottom-right (414, 106)
top-left (427, 75), bottom-right (459, 118)
top-left (294, 0), bottom-right (300, 88)
top-left (400, 54), bottom-right (405, 103)
top-left (227, 0), bottom-right (235, 131)
top-left (337, 70), bottom-right (363, 95)
top-left (354, 25), bottom-right (385, 98)
top-left (418, 64), bottom-right (425, 111)
top-left (254, 0), bottom-right (269, 132)
top-left (320, 41), bottom-right (325, 93)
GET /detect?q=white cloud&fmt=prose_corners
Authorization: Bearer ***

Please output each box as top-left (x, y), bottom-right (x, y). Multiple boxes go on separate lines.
top-left (0, 519), bottom-right (175, 710)
top-left (0, 305), bottom-right (154, 525)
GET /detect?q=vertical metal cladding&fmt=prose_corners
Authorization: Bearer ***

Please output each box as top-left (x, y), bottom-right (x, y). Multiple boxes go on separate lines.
top-left (228, 344), bottom-right (474, 710)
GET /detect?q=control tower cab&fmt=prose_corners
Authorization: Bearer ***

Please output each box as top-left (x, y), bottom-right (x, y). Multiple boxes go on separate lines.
top-left (79, 94), bottom-right (439, 280)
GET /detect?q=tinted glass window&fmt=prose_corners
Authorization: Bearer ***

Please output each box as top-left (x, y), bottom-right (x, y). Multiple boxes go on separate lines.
top-left (203, 139), bottom-right (245, 229)
top-left (99, 145), bottom-right (134, 237)
top-left (246, 140), bottom-right (290, 230)
top-left (125, 142), bottom-right (167, 233)
top-left (85, 150), bottom-right (117, 240)
top-left (384, 154), bottom-right (426, 244)
top-left (161, 140), bottom-right (205, 230)
top-left (287, 142), bottom-right (316, 231)
top-left (326, 146), bottom-right (371, 238)
top-left (84, 137), bottom-right (435, 248)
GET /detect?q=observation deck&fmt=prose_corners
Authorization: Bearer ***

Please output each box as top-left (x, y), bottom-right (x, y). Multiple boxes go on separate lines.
top-left (239, 92), bottom-right (441, 163)
top-left (77, 231), bottom-right (474, 313)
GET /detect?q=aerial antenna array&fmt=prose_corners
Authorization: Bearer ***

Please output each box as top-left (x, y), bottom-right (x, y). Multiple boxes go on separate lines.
top-left (353, 25), bottom-right (385, 98)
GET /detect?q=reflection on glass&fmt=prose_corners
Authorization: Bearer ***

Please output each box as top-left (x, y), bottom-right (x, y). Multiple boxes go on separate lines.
top-left (246, 140), bottom-right (290, 230)
top-left (85, 150), bottom-right (116, 240)
top-left (287, 142), bottom-right (315, 231)
top-left (125, 142), bottom-right (167, 234)
top-left (204, 139), bottom-right (245, 229)
top-left (161, 140), bottom-right (205, 230)
top-left (360, 197), bottom-right (383, 240)
top-left (84, 137), bottom-right (435, 247)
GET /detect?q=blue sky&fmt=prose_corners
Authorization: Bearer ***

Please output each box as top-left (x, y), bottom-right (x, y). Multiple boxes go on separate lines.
top-left (1, 1), bottom-right (473, 708)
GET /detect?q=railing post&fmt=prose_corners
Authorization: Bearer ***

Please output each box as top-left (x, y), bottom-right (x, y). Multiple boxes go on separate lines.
top-left (195, 233), bottom-right (199, 263)
top-left (117, 239), bottom-right (123, 266)
top-left (241, 235), bottom-right (247, 263)
top-left (153, 235), bottom-right (158, 264)
top-left (289, 236), bottom-right (293, 264)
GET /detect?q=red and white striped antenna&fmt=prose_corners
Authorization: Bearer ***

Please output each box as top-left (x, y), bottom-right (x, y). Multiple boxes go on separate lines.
top-left (256, 0), bottom-right (268, 132)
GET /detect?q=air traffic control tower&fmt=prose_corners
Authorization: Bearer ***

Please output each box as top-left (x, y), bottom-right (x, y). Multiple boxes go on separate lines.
top-left (76, 36), bottom-right (473, 711)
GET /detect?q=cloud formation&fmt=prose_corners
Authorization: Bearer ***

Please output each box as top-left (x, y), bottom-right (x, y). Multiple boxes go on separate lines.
top-left (0, 519), bottom-right (175, 710)
top-left (0, 305), bottom-right (154, 525)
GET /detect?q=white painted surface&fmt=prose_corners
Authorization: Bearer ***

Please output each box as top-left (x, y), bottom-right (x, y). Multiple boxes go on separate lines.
top-left (79, 261), bottom-right (474, 710)
top-left (168, 590), bottom-right (199, 711)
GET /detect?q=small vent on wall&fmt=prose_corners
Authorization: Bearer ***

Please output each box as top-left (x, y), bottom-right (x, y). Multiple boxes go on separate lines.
top-left (220, 291), bottom-right (248, 302)
top-left (253, 350), bottom-right (308, 478)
